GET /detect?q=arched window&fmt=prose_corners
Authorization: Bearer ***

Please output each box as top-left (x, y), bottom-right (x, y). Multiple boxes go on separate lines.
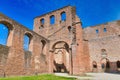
top-left (96, 29), bottom-right (99, 34)
top-left (0, 22), bottom-right (13, 65)
top-left (50, 15), bottom-right (55, 25)
top-left (39, 18), bottom-right (45, 29)
top-left (23, 33), bottom-right (33, 51)
top-left (0, 21), bottom-right (13, 46)
top-left (61, 12), bottom-right (66, 21)
top-left (101, 49), bottom-right (107, 58)
top-left (68, 26), bottom-right (72, 32)
top-left (104, 28), bottom-right (107, 32)
top-left (0, 24), bottom-right (8, 45)
top-left (24, 33), bottom-right (32, 68)
top-left (0, 24), bottom-right (9, 65)
top-left (40, 18), bottom-right (45, 24)
top-left (24, 35), bottom-right (30, 50)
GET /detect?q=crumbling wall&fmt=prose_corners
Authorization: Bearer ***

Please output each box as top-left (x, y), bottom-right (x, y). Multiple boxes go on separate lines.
top-left (34, 6), bottom-right (91, 75)
top-left (0, 13), bottom-right (49, 76)
top-left (0, 45), bottom-right (9, 77)
top-left (83, 20), bottom-right (120, 72)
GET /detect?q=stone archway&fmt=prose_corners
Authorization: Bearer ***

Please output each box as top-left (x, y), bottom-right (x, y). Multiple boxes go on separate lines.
top-left (52, 41), bottom-right (70, 73)
top-left (0, 21), bottom-right (14, 46)
top-left (117, 60), bottom-right (120, 72)
top-left (92, 61), bottom-right (97, 72)
top-left (101, 58), bottom-right (110, 72)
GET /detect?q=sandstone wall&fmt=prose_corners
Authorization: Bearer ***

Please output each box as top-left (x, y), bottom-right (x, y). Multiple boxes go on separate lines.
top-left (83, 20), bottom-right (120, 72)
top-left (0, 13), bottom-right (49, 76)
top-left (34, 6), bottom-right (89, 75)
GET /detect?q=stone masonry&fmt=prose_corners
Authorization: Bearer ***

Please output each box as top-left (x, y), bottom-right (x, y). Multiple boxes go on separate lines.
top-left (83, 21), bottom-right (120, 72)
top-left (0, 6), bottom-right (120, 76)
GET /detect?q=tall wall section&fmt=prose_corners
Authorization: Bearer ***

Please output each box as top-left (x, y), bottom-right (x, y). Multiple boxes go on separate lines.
top-left (34, 6), bottom-right (90, 75)
top-left (70, 15), bottom-right (90, 75)
top-left (0, 13), bottom-right (50, 76)
top-left (83, 20), bottom-right (120, 72)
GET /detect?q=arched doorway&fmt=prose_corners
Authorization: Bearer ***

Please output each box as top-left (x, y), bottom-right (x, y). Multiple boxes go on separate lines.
top-left (101, 58), bottom-right (110, 72)
top-left (52, 41), bottom-right (70, 73)
top-left (92, 61), bottom-right (97, 72)
top-left (116, 60), bottom-right (120, 72)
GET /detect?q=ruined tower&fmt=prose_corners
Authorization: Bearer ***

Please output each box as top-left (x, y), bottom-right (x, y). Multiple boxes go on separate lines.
top-left (34, 6), bottom-right (90, 75)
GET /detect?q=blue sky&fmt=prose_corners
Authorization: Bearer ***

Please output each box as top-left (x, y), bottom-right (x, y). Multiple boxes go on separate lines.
top-left (0, 0), bottom-right (120, 47)
top-left (0, 0), bottom-right (120, 30)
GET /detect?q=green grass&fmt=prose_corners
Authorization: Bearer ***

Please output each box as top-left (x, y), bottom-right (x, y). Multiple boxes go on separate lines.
top-left (0, 74), bottom-right (76, 80)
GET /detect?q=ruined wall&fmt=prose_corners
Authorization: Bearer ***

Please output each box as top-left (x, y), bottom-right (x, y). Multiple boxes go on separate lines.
top-left (0, 45), bottom-right (9, 64)
top-left (0, 13), bottom-right (50, 76)
top-left (72, 15), bottom-right (90, 75)
top-left (34, 6), bottom-right (77, 74)
top-left (34, 6), bottom-right (75, 39)
top-left (0, 45), bottom-right (9, 77)
top-left (1, 5), bottom-right (120, 76)
top-left (83, 20), bottom-right (120, 72)
top-left (34, 6), bottom-right (90, 75)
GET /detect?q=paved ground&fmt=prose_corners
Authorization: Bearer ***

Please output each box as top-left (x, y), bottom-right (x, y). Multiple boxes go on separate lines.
top-left (55, 73), bottom-right (120, 80)
top-left (87, 73), bottom-right (120, 80)
top-left (55, 73), bottom-right (92, 80)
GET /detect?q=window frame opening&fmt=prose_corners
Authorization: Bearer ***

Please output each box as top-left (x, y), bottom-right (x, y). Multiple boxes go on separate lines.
top-left (50, 15), bottom-right (55, 25)
top-left (61, 12), bottom-right (66, 22)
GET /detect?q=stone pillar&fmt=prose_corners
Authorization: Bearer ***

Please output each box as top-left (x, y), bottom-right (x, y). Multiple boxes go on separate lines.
top-left (71, 15), bottom-right (90, 75)
top-left (7, 29), bottom-right (14, 46)
top-left (6, 27), bottom-right (25, 76)
top-left (48, 50), bottom-right (54, 73)
top-left (69, 48), bottom-right (73, 75)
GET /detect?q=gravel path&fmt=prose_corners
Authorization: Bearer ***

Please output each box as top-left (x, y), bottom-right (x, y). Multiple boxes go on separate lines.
top-left (55, 73), bottom-right (120, 80)
top-left (87, 73), bottom-right (120, 80)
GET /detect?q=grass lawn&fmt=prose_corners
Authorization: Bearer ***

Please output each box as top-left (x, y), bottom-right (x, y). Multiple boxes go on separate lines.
top-left (0, 74), bottom-right (76, 80)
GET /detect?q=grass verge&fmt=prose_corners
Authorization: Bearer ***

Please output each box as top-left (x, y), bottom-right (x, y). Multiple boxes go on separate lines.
top-left (0, 74), bottom-right (76, 80)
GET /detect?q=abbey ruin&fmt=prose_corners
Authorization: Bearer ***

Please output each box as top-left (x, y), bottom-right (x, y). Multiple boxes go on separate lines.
top-left (0, 6), bottom-right (120, 76)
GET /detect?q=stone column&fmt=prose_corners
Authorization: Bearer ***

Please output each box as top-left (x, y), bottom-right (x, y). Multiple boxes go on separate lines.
top-left (48, 50), bottom-right (54, 73)
top-left (6, 26), bottom-right (25, 76)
